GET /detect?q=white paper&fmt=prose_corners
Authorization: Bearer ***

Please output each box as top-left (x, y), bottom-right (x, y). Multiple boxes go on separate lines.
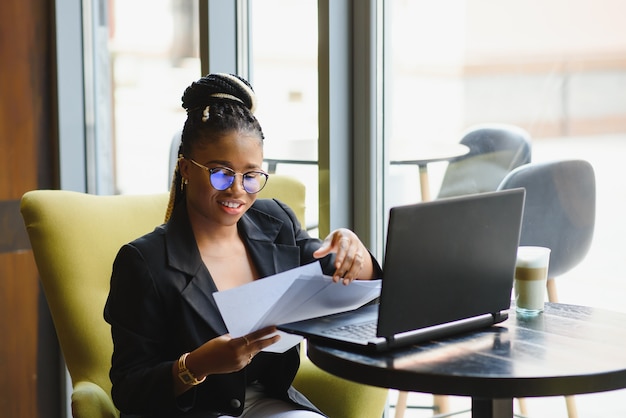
top-left (213, 261), bottom-right (381, 353)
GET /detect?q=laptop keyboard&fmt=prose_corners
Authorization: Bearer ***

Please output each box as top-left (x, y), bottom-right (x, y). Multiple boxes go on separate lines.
top-left (322, 320), bottom-right (377, 340)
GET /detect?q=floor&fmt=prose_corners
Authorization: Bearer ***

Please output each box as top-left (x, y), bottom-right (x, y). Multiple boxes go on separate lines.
top-left (384, 134), bottom-right (626, 418)
top-left (386, 388), bottom-right (626, 418)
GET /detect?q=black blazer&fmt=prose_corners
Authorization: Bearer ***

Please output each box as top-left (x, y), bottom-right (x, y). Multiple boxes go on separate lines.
top-left (105, 198), bottom-right (380, 417)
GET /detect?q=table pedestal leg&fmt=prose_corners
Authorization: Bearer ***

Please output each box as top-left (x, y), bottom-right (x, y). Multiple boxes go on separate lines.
top-left (418, 164), bottom-right (430, 201)
top-left (471, 398), bottom-right (513, 418)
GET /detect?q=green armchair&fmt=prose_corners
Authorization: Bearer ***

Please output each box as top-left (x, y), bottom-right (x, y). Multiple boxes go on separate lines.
top-left (20, 176), bottom-right (387, 418)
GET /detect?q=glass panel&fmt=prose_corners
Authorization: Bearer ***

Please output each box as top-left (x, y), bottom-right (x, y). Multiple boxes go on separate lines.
top-left (249, 0), bottom-right (319, 235)
top-left (385, 0), bottom-right (626, 306)
top-left (110, 0), bottom-right (200, 194)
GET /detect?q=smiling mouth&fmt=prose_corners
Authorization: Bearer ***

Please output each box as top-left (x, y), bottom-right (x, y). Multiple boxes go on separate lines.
top-left (220, 201), bottom-right (243, 209)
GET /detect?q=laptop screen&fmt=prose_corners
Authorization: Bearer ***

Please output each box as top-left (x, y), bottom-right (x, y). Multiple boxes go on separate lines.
top-left (376, 189), bottom-right (525, 338)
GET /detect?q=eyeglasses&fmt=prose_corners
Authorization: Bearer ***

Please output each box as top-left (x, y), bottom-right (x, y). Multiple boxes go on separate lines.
top-left (187, 159), bottom-right (269, 194)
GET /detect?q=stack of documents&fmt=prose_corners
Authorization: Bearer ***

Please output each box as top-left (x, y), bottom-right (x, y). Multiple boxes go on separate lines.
top-left (214, 261), bottom-right (381, 352)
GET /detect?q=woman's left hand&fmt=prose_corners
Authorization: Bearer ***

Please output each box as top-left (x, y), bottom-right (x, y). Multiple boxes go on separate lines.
top-left (313, 228), bottom-right (370, 285)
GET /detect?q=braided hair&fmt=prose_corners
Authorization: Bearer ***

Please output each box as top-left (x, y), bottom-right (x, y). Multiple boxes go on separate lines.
top-left (165, 73), bottom-right (265, 222)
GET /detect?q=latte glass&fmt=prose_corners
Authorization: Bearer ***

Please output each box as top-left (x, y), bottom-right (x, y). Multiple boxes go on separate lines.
top-left (514, 246), bottom-right (551, 315)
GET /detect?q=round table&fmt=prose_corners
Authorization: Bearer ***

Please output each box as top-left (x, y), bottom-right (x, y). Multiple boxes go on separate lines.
top-left (390, 143), bottom-right (470, 201)
top-left (307, 303), bottom-right (626, 418)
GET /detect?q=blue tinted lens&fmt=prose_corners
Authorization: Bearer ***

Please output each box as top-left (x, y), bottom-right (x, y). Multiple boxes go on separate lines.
top-left (210, 169), bottom-right (236, 190)
top-left (243, 173), bottom-right (263, 193)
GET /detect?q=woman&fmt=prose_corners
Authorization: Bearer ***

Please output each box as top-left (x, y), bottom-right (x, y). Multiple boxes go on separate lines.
top-left (104, 73), bottom-right (381, 417)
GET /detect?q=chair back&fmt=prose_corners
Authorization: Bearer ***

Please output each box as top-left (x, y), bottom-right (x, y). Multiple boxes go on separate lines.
top-left (497, 159), bottom-right (596, 278)
top-left (21, 191), bottom-right (169, 417)
top-left (437, 123), bottom-right (532, 198)
top-left (19, 181), bottom-right (305, 383)
top-left (19, 177), bottom-right (308, 417)
top-left (259, 174), bottom-right (306, 226)
top-left (21, 183), bottom-right (390, 418)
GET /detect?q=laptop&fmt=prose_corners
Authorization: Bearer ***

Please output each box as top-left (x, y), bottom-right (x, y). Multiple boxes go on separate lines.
top-left (278, 188), bottom-right (525, 352)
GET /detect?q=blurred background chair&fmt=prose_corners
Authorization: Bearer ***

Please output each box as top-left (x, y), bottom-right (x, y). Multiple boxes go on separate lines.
top-left (21, 183), bottom-right (387, 418)
top-left (498, 159), bottom-right (596, 302)
top-left (497, 159), bottom-right (596, 418)
top-left (436, 123), bottom-right (532, 199)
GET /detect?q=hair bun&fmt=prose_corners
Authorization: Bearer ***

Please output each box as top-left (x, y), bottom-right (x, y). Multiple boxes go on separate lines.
top-left (181, 73), bottom-right (257, 113)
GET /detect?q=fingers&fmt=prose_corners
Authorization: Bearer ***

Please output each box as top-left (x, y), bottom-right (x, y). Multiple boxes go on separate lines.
top-left (312, 236), bottom-right (333, 259)
top-left (237, 326), bottom-right (280, 365)
top-left (334, 242), bottom-right (365, 285)
top-left (316, 229), bottom-right (365, 285)
top-left (193, 328), bottom-right (281, 377)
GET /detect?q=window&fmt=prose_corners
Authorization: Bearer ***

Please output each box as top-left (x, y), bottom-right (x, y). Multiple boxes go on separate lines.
top-left (249, 0), bottom-right (319, 234)
top-left (110, 0), bottom-right (200, 195)
top-left (385, 0), bottom-right (626, 307)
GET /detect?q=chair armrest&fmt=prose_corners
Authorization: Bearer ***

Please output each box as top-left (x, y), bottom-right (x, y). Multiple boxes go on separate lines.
top-left (71, 381), bottom-right (118, 418)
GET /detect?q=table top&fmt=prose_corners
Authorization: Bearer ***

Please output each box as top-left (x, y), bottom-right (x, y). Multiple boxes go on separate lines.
top-left (262, 141), bottom-right (470, 169)
top-left (390, 143), bottom-right (470, 166)
top-left (307, 303), bottom-right (626, 400)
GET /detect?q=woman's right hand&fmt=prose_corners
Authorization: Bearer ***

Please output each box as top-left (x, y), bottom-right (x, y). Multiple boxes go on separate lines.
top-left (173, 325), bottom-right (280, 395)
top-left (195, 325), bottom-right (281, 374)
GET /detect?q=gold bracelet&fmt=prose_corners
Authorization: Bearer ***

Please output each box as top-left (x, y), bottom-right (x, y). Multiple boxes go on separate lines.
top-left (177, 352), bottom-right (206, 386)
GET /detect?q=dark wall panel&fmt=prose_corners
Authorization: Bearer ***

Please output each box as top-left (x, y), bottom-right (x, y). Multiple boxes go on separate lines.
top-left (0, 0), bottom-right (61, 417)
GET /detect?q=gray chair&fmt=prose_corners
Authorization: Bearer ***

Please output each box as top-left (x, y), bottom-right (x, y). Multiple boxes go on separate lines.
top-left (498, 159), bottom-right (596, 301)
top-left (497, 159), bottom-right (596, 418)
top-left (437, 123), bottom-right (532, 199)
